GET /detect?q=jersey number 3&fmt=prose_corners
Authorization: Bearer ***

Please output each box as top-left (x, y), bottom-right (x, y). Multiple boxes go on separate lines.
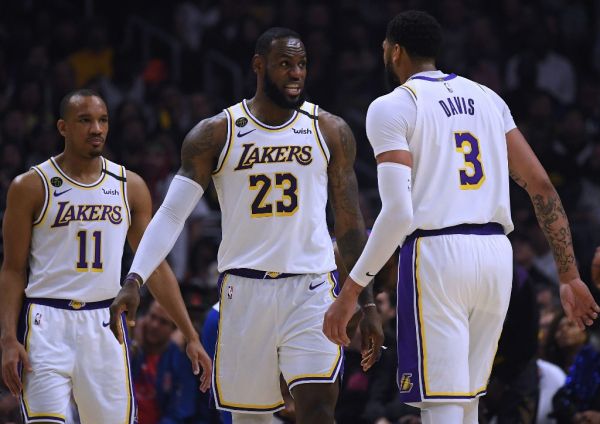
top-left (249, 173), bottom-right (298, 217)
top-left (454, 131), bottom-right (485, 189)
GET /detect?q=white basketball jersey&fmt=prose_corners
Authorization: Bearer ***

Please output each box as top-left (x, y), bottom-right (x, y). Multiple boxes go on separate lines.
top-left (26, 157), bottom-right (131, 301)
top-left (212, 100), bottom-right (336, 274)
top-left (403, 74), bottom-right (513, 233)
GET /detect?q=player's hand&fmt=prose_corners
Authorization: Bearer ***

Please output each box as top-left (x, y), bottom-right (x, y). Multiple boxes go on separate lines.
top-left (1, 337), bottom-right (31, 397)
top-left (323, 278), bottom-right (363, 346)
top-left (185, 337), bottom-right (213, 392)
top-left (359, 305), bottom-right (384, 371)
top-left (574, 410), bottom-right (600, 424)
top-left (109, 274), bottom-right (141, 344)
top-left (559, 278), bottom-right (600, 329)
top-left (591, 246), bottom-right (600, 289)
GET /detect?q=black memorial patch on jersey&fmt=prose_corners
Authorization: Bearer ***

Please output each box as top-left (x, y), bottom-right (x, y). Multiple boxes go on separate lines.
top-left (50, 177), bottom-right (63, 187)
top-left (235, 117), bottom-right (248, 128)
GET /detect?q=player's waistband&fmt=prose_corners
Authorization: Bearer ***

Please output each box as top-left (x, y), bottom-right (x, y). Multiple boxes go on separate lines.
top-left (224, 268), bottom-right (301, 280)
top-left (404, 222), bottom-right (504, 246)
top-left (24, 297), bottom-right (114, 310)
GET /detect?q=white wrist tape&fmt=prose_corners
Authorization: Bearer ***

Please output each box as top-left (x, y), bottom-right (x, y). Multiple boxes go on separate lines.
top-left (129, 175), bottom-right (204, 283)
top-left (349, 163), bottom-right (413, 286)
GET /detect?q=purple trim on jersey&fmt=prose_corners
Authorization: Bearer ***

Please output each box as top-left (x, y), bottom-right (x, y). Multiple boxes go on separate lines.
top-left (287, 348), bottom-right (343, 388)
top-left (409, 73), bottom-right (457, 82)
top-left (404, 222), bottom-right (504, 246)
top-left (24, 297), bottom-right (113, 310)
top-left (396, 238), bottom-right (423, 403)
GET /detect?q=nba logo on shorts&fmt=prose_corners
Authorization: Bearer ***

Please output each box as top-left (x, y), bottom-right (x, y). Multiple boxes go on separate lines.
top-left (34, 313), bottom-right (42, 325)
top-left (399, 373), bottom-right (413, 393)
top-left (227, 285), bottom-right (233, 299)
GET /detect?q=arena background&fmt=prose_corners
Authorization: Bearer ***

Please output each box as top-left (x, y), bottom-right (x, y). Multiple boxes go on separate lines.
top-left (1, 1), bottom-right (599, 423)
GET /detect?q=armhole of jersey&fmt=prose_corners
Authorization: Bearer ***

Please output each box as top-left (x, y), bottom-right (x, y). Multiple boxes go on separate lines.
top-left (120, 166), bottom-right (131, 226)
top-left (400, 84), bottom-right (418, 103)
top-left (212, 108), bottom-right (234, 175)
top-left (312, 104), bottom-right (330, 163)
top-left (31, 166), bottom-right (50, 226)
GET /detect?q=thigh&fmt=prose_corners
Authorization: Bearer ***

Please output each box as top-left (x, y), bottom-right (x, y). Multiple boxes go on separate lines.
top-left (72, 309), bottom-right (135, 424)
top-left (468, 235), bottom-right (513, 393)
top-left (20, 304), bottom-right (73, 423)
top-left (278, 273), bottom-right (342, 392)
top-left (213, 275), bottom-right (283, 413)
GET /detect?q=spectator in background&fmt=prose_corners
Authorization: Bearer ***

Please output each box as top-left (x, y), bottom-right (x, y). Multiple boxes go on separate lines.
top-left (68, 20), bottom-right (114, 87)
top-left (131, 300), bottom-right (202, 424)
top-left (543, 313), bottom-right (590, 374)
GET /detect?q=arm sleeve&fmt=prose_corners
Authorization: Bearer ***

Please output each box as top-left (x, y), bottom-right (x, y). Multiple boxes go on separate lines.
top-left (349, 163), bottom-right (413, 286)
top-left (129, 175), bottom-right (204, 283)
top-left (365, 90), bottom-right (415, 157)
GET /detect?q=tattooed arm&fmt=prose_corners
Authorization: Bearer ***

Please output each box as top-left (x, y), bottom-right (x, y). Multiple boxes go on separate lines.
top-left (507, 128), bottom-right (599, 327)
top-left (319, 110), bottom-right (384, 370)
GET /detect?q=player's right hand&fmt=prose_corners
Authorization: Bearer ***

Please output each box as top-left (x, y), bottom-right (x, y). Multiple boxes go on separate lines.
top-left (559, 277), bottom-right (600, 329)
top-left (109, 274), bottom-right (141, 344)
top-left (1, 338), bottom-right (31, 397)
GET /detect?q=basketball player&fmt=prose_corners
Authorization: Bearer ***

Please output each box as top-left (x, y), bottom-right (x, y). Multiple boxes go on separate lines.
top-left (109, 27), bottom-right (384, 424)
top-left (323, 11), bottom-right (600, 424)
top-left (0, 89), bottom-right (211, 424)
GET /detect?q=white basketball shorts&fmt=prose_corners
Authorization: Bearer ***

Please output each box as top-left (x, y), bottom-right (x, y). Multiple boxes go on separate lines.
top-left (18, 298), bottom-right (136, 424)
top-left (396, 223), bottom-right (512, 404)
top-left (212, 270), bottom-right (342, 413)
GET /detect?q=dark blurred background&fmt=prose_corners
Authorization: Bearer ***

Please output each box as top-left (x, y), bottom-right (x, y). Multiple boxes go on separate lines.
top-left (1, 1), bottom-right (600, 423)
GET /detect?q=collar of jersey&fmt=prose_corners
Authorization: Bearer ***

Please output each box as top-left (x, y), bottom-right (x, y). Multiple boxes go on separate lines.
top-left (408, 71), bottom-right (457, 82)
top-left (49, 156), bottom-right (107, 188)
top-left (241, 99), bottom-right (300, 131)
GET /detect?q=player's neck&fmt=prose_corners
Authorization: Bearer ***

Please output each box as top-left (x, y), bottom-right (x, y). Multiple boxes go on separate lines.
top-left (54, 152), bottom-right (103, 184)
top-left (406, 63), bottom-right (438, 80)
top-left (246, 94), bottom-right (296, 126)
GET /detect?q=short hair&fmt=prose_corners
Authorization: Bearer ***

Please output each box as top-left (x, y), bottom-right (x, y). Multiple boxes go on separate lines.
top-left (59, 88), bottom-right (104, 119)
top-left (386, 11), bottom-right (442, 60)
top-left (255, 27), bottom-right (301, 56)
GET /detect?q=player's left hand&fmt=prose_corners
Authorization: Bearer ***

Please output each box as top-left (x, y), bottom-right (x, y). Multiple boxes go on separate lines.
top-left (323, 278), bottom-right (363, 346)
top-left (559, 277), bottom-right (600, 329)
top-left (109, 274), bottom-right (141, 344)
top-left (185, 338), bottom-right (213, 392)
top-left (359, 306), bottom-right (384, 371)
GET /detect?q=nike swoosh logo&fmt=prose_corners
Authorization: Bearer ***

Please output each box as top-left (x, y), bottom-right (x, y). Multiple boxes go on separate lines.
top-left (309, 281), bottom-right (326, 290)
top-left (237, 129), bottom-right (256, 138)
top-left (54, 188), bottom-right (73, 197)
top-left (366, 272), bottom-right (376, 277)
top-left (102, 321), bottom-right (110, 327)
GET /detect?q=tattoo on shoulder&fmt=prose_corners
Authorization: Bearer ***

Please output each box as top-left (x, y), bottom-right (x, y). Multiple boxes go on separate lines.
top-left (180, 115), bottom-right (226, 177)
top-left (531, 193), bottom-right (575, 274)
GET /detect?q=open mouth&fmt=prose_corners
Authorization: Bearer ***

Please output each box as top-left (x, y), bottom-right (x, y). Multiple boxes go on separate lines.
top-left (284, 85), bottom-right (301, 97)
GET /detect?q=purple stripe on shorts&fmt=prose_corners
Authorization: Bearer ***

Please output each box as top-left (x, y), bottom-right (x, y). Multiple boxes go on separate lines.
top-left (396, 238), bottom-right (422, 403)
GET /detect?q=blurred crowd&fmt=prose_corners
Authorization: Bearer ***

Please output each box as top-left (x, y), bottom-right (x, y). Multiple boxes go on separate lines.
top-left (1, 0), bottom-right (600, 423)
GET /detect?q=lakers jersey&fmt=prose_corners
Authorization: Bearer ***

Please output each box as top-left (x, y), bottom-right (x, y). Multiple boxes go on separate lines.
top-left (399, 73), bottom-right (513, 234)
top-left (212, 100), bottom-right (336, 274)
top-left (26, 157), bottom-right (131, 302)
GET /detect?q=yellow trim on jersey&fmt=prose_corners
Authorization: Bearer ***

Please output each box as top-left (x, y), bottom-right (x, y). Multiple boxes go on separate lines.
top-left (213, 108), bottom-right (235, 175)
top-left (32, 166), bottom-right (51, 227)
top-left (119, 319), bottom-right (135, 424)
top-left (241, 100), bottom-right (300, 132)
top-left (120, 166), bottom-right (131, 227)
top-left (311, 104), bottom-right (329, 164)
top-left (287, 344), bottom-right (342, 385)
top-left (49, 156), bottom-right (107, 189)
top-left (400, 84), bottom-right (418, 102)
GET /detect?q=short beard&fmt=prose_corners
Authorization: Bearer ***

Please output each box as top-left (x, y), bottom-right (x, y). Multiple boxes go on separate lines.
top-left (384, 61), bottom-right (400, 91)
top-left (264, 71), bottom-right (305, 109)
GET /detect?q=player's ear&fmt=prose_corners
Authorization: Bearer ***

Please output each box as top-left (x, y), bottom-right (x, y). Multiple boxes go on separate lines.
top-left (57, 119), bottom-right (67, 137)
top-left (252, 54), bottom-right (264, 75)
